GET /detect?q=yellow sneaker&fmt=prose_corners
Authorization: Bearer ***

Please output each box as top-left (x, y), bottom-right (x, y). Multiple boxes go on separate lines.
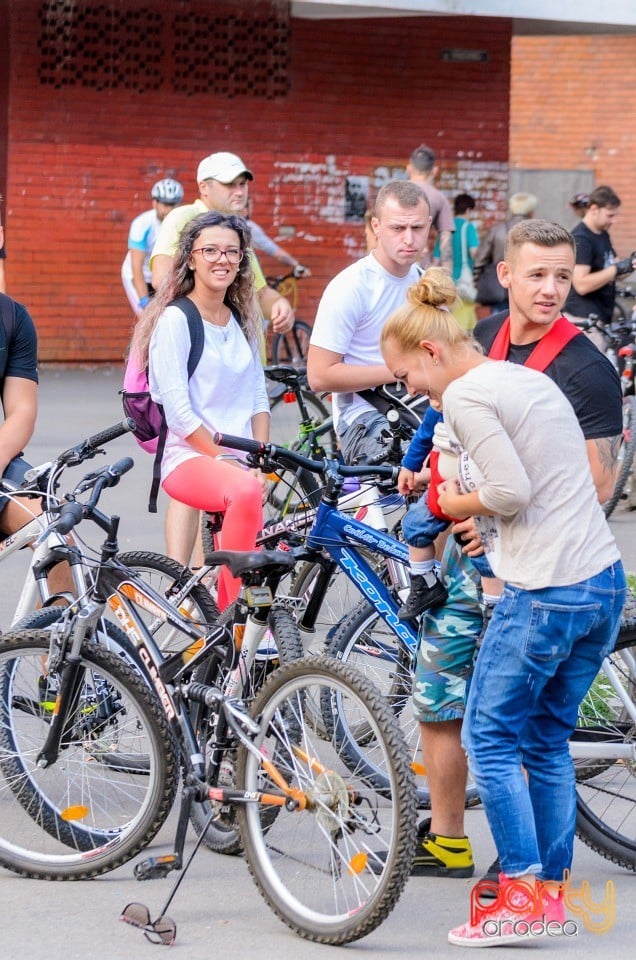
top-left (411, 819), bottom-right (475, 877)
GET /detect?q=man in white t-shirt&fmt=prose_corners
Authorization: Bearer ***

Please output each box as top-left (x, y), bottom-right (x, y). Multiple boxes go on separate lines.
top-left (308, 179), bottom-right (431, 464)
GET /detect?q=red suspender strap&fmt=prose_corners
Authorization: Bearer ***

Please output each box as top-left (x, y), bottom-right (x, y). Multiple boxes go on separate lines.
top-left (488, 315), bottom-right (581, 372)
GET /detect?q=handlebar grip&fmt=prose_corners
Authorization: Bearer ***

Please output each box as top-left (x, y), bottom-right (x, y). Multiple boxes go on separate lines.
top-left (214, 433), bottom-right (268, 456)
top-left (85, 418), bottom-right (136, 451)
top-left (53, 501), bottom-right (85, 536)
top-left (105, 457), bottom-right (135, 483)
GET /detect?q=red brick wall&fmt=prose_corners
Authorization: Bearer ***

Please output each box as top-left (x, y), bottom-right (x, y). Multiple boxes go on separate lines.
top-left (5, 1), bottom-right (512, 361)
top-left (510, 34), bottom-right (636, 254)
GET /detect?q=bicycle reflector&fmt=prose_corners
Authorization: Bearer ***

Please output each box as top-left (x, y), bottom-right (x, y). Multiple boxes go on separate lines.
top-left (283, 392), bottom-right (296, 404)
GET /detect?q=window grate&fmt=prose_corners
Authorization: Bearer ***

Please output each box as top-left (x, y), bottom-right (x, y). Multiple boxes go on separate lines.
top-left (37, 1), bottom-right (290, 98)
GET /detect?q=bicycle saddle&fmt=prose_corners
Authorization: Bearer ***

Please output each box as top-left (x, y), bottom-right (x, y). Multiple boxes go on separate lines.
top-left (204, 548), bottom-right (296, 578)
top-left (263, 364), bottom-right (307, 385)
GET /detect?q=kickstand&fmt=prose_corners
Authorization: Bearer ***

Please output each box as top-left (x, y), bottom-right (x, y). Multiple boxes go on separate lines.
top-left (133, 787), bottom-right (218, 922)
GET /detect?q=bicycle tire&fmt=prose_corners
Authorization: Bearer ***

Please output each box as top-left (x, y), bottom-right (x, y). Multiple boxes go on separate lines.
top-left (603, 396), bottom-right (636, 518)
top-left (236, 655), bottom-right (417, 945)
top-left (116, 551), bottom-right (219, 653)
top-left (0, 629), bottom-right (179, 879)
top-left (189, 605), bottom-right (304, 855)
top-left (326, 598), bottom-right (480, 809)
top-left (271, 320), bottom-right (313, 367)
top-left (574, 632), bottom-right (636, 871)
top-left (264, 458), bottom-right (323, 523)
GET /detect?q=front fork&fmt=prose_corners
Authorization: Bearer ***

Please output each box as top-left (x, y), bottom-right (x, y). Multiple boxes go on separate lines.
top-left (36, 603), bottom-right (103, 768)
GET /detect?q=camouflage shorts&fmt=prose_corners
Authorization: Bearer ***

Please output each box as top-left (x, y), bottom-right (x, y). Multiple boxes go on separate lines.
top-left (412, 538), bottom-right (483, 723)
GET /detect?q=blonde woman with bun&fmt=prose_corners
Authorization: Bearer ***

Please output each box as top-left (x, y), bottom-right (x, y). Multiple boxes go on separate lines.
top-left (380, 268), bottom-right (625, 946)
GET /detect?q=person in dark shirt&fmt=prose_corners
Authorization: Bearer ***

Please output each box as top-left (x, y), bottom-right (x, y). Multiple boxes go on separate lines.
top-left (0, 292), bottom-right (39, 536)
top-left (564, 184), bottom-right (635, 324)
top-left (0, 201), bottom-right (6, 294)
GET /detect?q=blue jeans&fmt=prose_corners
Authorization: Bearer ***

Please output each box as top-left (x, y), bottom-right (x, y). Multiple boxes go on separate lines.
top-left (462, 561), bottom-right (626, 881)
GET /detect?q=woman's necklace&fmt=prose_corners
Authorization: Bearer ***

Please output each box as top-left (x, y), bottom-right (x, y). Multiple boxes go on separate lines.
top-left (195, 302), bottom-right (231, 341)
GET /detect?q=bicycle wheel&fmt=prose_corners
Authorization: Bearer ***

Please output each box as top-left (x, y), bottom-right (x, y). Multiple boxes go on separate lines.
top-left (271, 320), bottom-right (313, 367)
top-left (189, 605), bottom-right (304, 855)
top-left (574, 631), bottom-right (636, 870)
top-left (264, 454), bottom-right (323, 523)
top-left (116, 551), bottom-right (219, 654)
top-left (236, 655), bottom-right (417, 945)
top-left (326, 598), bottom-right (480, 809)
top-left (0, 629), bottom-right (178, 878)
top-left (604, 396), bottom-right (636, 518)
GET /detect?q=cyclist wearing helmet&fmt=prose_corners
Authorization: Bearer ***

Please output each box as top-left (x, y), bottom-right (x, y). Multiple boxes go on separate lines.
top-left (121, 178), bottom-right (184, 315)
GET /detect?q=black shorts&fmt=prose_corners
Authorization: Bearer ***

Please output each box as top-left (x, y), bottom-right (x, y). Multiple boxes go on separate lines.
top-left (0, 454), bottom-right (33, 515)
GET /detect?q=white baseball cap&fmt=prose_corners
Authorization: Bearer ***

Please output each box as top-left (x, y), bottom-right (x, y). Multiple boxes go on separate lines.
top-left (197, 152), bottom-right (254, 184)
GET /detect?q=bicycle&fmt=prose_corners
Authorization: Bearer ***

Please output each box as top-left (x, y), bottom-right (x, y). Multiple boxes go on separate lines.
top-left (0, 421), bottom-right (219, 669)
top-left (266, 268), bottom-right (313, 367)
top-left (263, 363), bottom-right (336, 519)
top-left (1, 452), bottom-right (306, 858)
top-left (212, 431), bottom-right (636, 870)
top-left (0, 461), bottom-right (417, 944)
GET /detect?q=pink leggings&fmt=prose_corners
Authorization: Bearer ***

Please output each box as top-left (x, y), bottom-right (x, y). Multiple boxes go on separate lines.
top-left (163, 456), bottom-right (263, 609)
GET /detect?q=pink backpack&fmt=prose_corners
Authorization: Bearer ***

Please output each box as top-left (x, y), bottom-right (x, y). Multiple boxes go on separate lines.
top-left (120, 296), bottom-right (204, 510)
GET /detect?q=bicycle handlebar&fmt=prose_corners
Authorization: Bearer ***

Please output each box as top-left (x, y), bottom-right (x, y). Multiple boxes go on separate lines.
top-left (51, 501), bottom-right (85, 536)
top-left (37, 457), bottom-right (135, 541)
top-left (213, 432), bottom-right (398, 482)
top-left (58, 418), bottom-right (136, 465)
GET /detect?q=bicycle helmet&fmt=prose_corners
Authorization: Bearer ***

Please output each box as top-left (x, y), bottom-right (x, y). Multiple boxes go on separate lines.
top-left (151, 178), bottom-right (184, 205)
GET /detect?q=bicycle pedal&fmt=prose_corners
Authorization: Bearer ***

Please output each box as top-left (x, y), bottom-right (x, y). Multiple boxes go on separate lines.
top-left (133, 853), bottom-right (181, 880)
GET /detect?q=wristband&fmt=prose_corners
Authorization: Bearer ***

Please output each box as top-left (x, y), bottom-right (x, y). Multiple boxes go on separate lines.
top-left (138, 295), bottom-right (150, 309)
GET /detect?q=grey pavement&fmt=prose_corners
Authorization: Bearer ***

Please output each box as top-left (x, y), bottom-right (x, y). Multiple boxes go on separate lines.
top-left (0, 365), bottom-right (634, 960)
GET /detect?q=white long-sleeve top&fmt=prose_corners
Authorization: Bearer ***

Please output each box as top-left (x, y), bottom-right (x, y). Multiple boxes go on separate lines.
top-left (443, 360), bottom-right (620, 590)
top-left (149, 304), bottom-right (270, 480)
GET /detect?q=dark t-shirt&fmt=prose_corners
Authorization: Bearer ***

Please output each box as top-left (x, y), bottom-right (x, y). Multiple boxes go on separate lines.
top-left (0, 297), bottom-right (38, 389)
top-left (564, 221), bottom-right (616, 323)
top-left (474, 312), bottom-right (622, 439)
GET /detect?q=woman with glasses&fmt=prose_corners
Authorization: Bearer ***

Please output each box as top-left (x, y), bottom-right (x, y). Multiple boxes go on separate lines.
top-left (130, 211), bottom-right (269, 608)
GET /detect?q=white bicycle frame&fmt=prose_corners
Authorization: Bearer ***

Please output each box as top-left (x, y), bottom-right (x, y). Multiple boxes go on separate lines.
top-left (0, 514), bottom-right (67, 627)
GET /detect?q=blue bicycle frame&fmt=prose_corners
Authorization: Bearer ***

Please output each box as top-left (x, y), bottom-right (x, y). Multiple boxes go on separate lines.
top-left (304, 497), bottom-right (418, 655)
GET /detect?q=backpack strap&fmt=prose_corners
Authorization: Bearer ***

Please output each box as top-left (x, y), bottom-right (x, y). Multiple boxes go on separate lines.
top-left (488, 315), bottom-right (581, 372)
top-left (148, 297), bottom-right (205, 513)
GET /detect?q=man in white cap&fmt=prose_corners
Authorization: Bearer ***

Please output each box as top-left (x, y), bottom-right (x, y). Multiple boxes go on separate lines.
top-left (151, 151), bottom-right (294, 334)
top-left (149, 152), bottom-right (294, 566)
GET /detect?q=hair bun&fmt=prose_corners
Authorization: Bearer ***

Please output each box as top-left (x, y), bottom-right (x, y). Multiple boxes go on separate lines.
top-left (407, 267), bottom-right (456, 309)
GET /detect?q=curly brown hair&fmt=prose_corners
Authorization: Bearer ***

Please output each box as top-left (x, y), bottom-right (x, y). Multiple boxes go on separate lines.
top-left (130, 211), bottom-right (259, 367)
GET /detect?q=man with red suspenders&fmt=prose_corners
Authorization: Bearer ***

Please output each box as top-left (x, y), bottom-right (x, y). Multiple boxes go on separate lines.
top-left (397, 219), bottom-right (623, 883)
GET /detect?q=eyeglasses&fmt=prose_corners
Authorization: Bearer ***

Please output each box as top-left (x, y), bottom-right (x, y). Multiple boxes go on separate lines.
top-left (121, 902), bottom-right (177, 946)
top-left (191, 245), bottom-right (243, 265)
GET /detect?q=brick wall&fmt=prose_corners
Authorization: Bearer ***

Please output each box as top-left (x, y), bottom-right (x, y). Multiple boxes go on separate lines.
top-left (5, 1), bottom-right (512, 361)
top-left (510, 34), bottom-right (636, 254)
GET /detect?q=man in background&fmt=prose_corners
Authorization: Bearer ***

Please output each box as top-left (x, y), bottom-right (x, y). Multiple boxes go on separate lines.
top-left (407, 145), bottom-right (454, 273)
top-left (564, 184), bottom-right (635, 325)
top-left (121, 178), bottom-right (184, 315)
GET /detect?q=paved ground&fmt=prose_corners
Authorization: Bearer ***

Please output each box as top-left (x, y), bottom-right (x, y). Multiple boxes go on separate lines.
top-left (0, 365), bottom-right (634, 959)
